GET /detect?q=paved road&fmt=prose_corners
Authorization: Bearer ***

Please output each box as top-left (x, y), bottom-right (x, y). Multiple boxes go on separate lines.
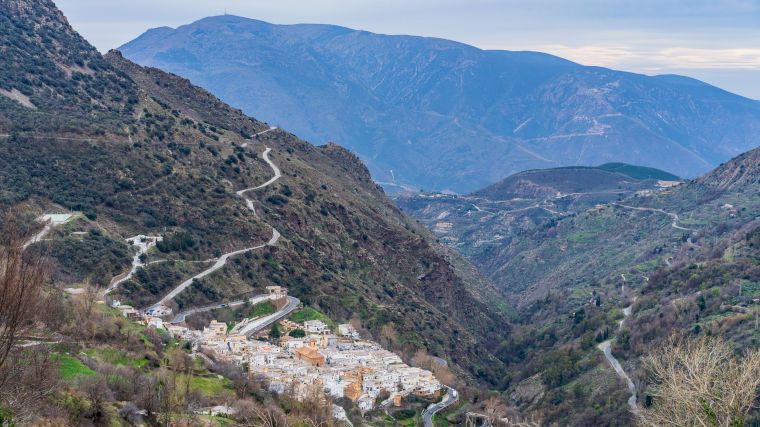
top-left (252, 147), bottom-right (282, 190)
top-left (613, 203), bottom-right (691, 231)
top-left (234, 296), bottom-right (300, 336)
top-left (106, 235), bottom-right (161, 294)
top-left (170, 294), bottom-right (271, 324)
top-left (598, 299), bottom-right (638, 413)
top-left (431, 356), bottom-right (448, 369)
top-left (145, 145), bottom-right (282, 312)
top-left (422, 386), bottom-right (458, 427)
top-left (149, 227), bottom-right (280, 310)
top-left (23, 213), bottom-right (75, 249)
top-left (237, 144), bottom-right (282, 215)
top-left (240, 126), bottom-right (277, 148)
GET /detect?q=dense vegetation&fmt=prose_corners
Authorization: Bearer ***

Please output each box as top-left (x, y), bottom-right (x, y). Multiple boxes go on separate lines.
top-left (0, 0), bottom-right (136, 134)
top-left (34, 229), bottom-right (131, 287)
top-left (5, 0), bottom-right (760, 425)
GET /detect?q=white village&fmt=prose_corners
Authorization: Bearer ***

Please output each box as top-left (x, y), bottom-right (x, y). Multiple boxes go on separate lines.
top-left (114, 285), bottom-right (443, 419)
top-left (30, 137), bottom-right (453, 424)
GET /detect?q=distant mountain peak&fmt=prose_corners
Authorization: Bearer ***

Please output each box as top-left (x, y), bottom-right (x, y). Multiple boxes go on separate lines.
top-left (120, 14), bottom-right (760, 193)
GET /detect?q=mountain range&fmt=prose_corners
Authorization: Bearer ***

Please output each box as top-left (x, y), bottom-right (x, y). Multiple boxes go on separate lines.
top-left (120, 15), bottom-right (760, 193)
top-left (3, 1), bottom-right (760, 425)
top-left (396, 163), bottom-right (682, 276)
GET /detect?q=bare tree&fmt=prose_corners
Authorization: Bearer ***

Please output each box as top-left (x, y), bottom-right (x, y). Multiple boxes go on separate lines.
top-left (0, 215), bottom-right (47, 388)
top-left (71, 279), bottom-right (103, 340)
top-left (482, 395), bottom-right (508, 426)
top-left (234, 398), bottom-right (287, 427)
top-left (0, 350), bottom-right (59, 424)
top-left (638, 336), bottom-right (760, 427)
top-left (78, 279), bottom-right (101, 320)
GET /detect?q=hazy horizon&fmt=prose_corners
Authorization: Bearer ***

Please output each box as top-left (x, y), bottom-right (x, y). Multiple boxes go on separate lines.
top-left (54, 0), bottom-right (760, 100)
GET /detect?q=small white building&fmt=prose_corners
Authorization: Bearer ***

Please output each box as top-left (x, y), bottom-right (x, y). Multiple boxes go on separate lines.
top-left (267, 286), bottom-right (288, 299)
top-left (146, 316), bottom-right (165, 330)
top-left (417, 379), bottom-right (442, 395)
top-left (357, 395), bottom-right (374, 413)
top-left (203, 320), bottom-right (227, 338)
top-left (118, 305), bottom-right (141, 319)
top-left (338, 324), bottom-right (359, 339)
top-left (321, 372), bottom-right (347, 398)
top-left (283, 339), bottom-right (305, 354)
top-left (332, 404), bottom-right (348, 422)
top-left (304, 320), bottom-right (329, 335)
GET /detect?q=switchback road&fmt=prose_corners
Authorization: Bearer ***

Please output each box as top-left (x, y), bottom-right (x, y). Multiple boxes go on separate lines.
top-left (423, 386), bottom-right (458, 427)
top-left (145, 143), bottom-right (283, 313)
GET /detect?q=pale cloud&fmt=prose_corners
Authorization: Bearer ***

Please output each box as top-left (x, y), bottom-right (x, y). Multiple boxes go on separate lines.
top-left (655, 48), bottom-right (760, 69)
top-left (538, 45), bottom-right (760, 71)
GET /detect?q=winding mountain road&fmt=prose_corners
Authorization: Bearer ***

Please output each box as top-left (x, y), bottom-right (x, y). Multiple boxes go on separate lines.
top-left (598, 299), bottom-right (638, 414)
top-left (106, 235), bottom-right (161, 294)
top-left (148, 230), bottom-right (280, 311)
top-left (613, 203), bottom-right (691, 231)
top-left (240, 126), bottom-right (277, 148)
top-left (145, 143), bottom-right (283, 313)
top-left (171, 294), bottom-right (270, 324)
top-left (236, 146), bottom-right (282, 215)
top-left (423, 386), bottom-right (458, 427)
top-left (233, 295), bottom-right (300, 336)
top-left (23, 213), bottom-right (75, 249)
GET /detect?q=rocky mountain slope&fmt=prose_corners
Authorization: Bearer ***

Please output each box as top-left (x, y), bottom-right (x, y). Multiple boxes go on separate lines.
top-left (399, 155), bottom-right (760, 424)
top-left (120, 15), bottom-right (760, 193)
top-left (0, 0), bottom-right (510, 392)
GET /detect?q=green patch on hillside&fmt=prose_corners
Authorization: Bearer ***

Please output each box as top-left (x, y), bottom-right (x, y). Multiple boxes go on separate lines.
top-left (740, 280), bottom-right (760, 298)
top-left (247, 300), bottom-right (276, 319)
top-left (290, 306), bottom-right (334, 328)
top-left (85, 347), bottom-right (148, 369)
top-left (179, 374), bottom-right (235, 398)
top-left (566, 231), bottom-right (597, 243)
top-left (54, 354), bottom-right (95, 381)
top-left (197, 415), bottom-right (236, 427)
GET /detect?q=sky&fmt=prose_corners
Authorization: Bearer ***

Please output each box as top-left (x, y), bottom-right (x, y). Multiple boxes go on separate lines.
top-left (54, 0), bottom-right (760, 100)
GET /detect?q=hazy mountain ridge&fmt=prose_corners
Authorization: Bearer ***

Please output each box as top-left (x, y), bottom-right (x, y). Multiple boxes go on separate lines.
top-left (121, 15), bottom-right (760, 193)
top-left (396, 163), bottom-right (676, 262)
top-left (471, 164), bottom-right (673, 200)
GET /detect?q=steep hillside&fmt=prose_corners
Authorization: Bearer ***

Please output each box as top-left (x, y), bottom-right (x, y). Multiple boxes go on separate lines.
top-left (486, 149), bottom-right (760, 423)
top-left (398, 151), bottom-right (760, 424)
top-left (120, 15), bottom-right (760, 192)
top-left (0, 0), bottom-right (136, 134)
top-left (0, 0), bottom-right (510, 396)
top-left (695, 145), bottom-right (760, 190)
